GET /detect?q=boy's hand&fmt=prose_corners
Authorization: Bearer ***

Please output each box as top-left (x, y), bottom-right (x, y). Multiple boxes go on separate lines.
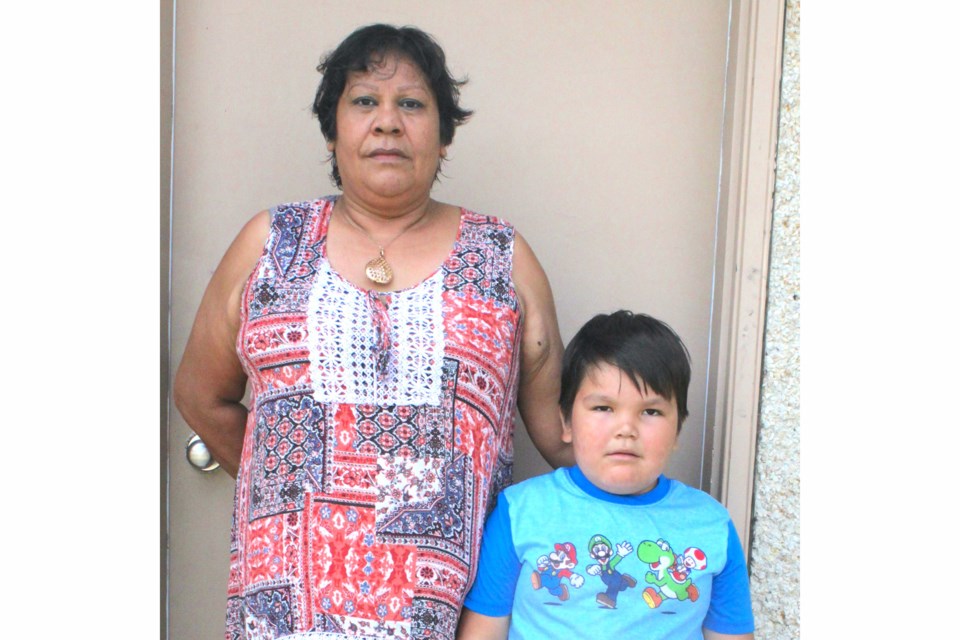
top-left (457, 608), bottom-right (510, 640)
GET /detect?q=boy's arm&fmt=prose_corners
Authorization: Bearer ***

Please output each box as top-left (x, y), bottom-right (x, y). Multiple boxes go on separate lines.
top-left (703, 631), bottom-right (754, 640)
top-left (703, 521), bottom-right (755, 637)
top-left (456, 609), bottom-right (510, 640)
top-left (460, 496), bottom-right (520, 636)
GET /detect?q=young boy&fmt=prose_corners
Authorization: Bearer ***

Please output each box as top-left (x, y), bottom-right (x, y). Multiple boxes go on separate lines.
top-left (457, 311), bottom-right (755, 639)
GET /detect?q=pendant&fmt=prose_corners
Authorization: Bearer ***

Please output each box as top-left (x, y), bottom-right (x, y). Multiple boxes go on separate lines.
top-left (365, 250), bottom-right (393, 285)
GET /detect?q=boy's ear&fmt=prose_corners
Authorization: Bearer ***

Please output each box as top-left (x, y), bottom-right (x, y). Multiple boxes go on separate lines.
top-left (560, 407), bottom-right (573, 444)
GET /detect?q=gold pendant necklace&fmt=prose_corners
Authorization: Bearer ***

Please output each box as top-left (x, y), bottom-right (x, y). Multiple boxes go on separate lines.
top-left (364, 249), bottom-right (393, 285)
top-left (337, 204), bottom-right (432, 286)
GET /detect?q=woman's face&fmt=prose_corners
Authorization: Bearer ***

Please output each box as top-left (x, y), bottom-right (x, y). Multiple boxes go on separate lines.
top-left (330, 55), bottom-right (446, 209)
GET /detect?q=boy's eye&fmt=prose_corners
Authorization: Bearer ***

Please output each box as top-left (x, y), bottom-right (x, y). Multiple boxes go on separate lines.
top-left (642, 408), bottom-right (663, 416)
top-left (591, 405), bottom-right (613, 413)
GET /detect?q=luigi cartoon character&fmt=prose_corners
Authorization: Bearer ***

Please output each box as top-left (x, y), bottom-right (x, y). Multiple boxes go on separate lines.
top-left (584, 534), bottom-right (637, 609)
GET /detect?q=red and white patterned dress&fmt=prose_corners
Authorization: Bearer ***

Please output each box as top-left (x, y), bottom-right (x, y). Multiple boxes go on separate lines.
top-left (226, 197), bottom-right (522, 639)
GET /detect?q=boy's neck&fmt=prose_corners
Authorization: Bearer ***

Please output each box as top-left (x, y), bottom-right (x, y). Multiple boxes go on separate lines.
top-left (566, 466), bottom-right (671, 505)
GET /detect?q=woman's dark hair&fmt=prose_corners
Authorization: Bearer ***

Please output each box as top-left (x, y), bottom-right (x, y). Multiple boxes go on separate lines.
top-left (312, 24), bottom-right (473, 188)
top-left (559, 310), bottom-right (692, 431)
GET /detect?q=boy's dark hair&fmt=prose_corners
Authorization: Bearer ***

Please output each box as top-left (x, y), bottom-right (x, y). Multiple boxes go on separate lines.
top-left (559, 310), bottom-right (692, 430)
top-left (312, 23), bottom-right (473, 188)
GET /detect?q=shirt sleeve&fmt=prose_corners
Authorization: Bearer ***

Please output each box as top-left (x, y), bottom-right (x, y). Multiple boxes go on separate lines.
top-left (703, 520), bottom-right (755, 634)
top-left (461, 494), bottom-right (520, 617)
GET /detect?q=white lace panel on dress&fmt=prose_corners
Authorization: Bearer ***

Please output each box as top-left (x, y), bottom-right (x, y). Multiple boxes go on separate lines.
top-left (307, 261), bottom-right (445, 406)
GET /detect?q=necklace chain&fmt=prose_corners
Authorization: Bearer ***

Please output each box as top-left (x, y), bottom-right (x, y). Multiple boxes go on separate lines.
top-left (337, 203), bottom-right (432, 285)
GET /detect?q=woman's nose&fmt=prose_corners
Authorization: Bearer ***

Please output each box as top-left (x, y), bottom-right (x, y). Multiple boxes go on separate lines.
top-left (373, 104), bottom-right (402, 134)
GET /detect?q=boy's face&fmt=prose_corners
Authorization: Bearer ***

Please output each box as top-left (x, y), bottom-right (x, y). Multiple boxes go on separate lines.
top-left (561, 362), bottom-right (679, 495)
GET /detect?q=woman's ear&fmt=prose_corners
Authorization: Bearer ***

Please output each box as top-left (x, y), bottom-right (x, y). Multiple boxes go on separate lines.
top-left (326, 140), bottom-right (335, 153)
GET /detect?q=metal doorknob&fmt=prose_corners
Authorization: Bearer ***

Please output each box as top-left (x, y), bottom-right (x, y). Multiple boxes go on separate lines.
top-left (185, 434), bottom-right (220, 472)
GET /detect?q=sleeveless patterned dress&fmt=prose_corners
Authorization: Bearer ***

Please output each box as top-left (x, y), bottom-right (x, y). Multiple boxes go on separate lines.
top-left (225, 197), bottom-right (522, 639)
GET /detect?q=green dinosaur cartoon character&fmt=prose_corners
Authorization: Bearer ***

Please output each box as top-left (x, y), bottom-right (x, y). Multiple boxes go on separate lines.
top-left (636, 539), bottom-right (707, 608)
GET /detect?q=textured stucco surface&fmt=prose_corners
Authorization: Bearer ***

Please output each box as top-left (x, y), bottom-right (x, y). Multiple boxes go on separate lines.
top-left (750, 0), bottom-right (800, 638)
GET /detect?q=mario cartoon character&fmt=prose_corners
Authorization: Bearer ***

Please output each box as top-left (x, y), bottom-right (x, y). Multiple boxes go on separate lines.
top-left (585, 534), bottom-right (637, 609)
top-left (531, 542), bottom-right (585, 602)
top-left (636, 539), bottom-right (707, 608)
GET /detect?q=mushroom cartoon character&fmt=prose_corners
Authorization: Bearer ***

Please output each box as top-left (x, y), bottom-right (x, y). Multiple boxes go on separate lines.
top-left (636, 539), bottom-right (707, 608)
top-left (674, 547), bottom-right (708, 582)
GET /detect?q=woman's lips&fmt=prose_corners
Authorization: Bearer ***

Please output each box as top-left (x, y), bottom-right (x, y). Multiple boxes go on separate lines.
top-left (368, 148), bottom-right (407, 159)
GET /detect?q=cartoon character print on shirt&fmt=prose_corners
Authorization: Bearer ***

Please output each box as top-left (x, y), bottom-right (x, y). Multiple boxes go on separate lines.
top-left (636, 538), bottom-right (708, 608)
top-left (530, 542), bottom-right (585, 602)
top-left (584, 534), bottom-right (638, 609)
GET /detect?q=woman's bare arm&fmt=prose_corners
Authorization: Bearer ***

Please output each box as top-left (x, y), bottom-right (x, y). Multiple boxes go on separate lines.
top-left (173, 210), bottom-right (271, 478)
top-left (512, 231), bottom-right (574, 469)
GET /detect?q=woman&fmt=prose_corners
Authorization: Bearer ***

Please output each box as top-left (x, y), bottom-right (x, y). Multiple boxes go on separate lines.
top-left (175, 23), bottom-right (570, 639)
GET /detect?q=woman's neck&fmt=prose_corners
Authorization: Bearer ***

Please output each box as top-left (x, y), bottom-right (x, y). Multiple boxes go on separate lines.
top-left (338, 188), bottom-right (435, 224)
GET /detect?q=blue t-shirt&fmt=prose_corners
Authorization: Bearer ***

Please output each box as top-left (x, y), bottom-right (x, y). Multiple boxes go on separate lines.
top-left (463, 467), bottom-right (754, 639)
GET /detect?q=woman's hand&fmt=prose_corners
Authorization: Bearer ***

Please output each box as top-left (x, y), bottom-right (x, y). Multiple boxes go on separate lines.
top-left (512, 232), bottom-right (574, 469)
top-left (173, 211), bottom-right (270, 477)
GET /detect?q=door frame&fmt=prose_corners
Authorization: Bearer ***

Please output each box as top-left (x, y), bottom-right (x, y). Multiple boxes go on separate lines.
top-left (159, 0), bottom-right (786, 630)
top-left (160, 0), bottom-right (174, 637)
top-left (708, 0), bottom-right (786, 550)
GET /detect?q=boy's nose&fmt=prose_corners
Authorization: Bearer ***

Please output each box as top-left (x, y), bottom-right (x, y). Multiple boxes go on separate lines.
top-left (616, 418), bottom-right (639, 438)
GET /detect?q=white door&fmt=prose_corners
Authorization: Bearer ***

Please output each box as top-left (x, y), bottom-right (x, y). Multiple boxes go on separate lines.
top-left (165, 1), bottom-right (735, 637)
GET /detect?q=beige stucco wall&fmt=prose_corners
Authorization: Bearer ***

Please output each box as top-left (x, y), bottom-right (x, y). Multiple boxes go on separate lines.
top-left (750, 0), bottom-right (800, 637)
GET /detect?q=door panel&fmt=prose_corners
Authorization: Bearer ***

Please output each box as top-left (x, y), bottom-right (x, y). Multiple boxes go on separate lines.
top-left (168, 2), bottom-right (731, 637)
